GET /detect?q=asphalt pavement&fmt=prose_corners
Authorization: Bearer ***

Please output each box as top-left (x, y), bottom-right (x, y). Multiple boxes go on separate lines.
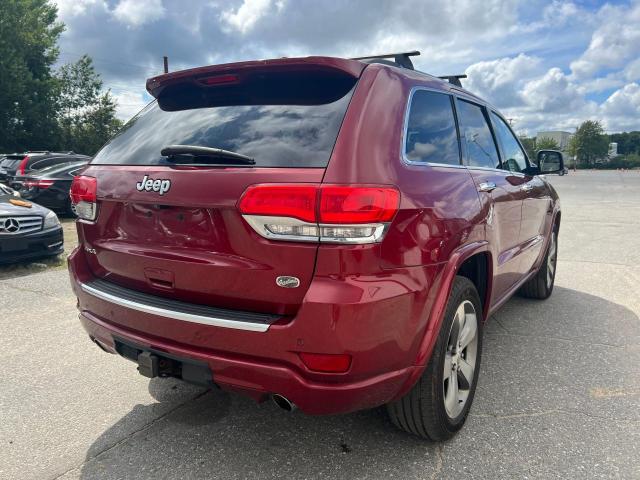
top-left (1, 171), bottom-right (638, 479)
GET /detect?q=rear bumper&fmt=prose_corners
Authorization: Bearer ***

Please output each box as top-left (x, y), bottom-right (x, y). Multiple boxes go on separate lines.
top-left (80, 310), bottom-right (417, 415)
top-left (0, 226), bottom-right (63, 264)
top-left (68, 247), bottom-right (441, 415)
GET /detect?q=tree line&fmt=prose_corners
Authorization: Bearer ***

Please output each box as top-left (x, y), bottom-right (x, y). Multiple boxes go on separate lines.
top-left (0, 0), bottom-right (123, 156)
top-left (520, 121), bottom-right (640, 169)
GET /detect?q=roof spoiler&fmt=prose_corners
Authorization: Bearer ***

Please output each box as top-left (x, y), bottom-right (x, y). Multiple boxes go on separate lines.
top-left (146, 57), bottom-right (366, 99)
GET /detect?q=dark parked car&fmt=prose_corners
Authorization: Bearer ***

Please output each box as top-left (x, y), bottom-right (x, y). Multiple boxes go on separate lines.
top-left (0, 193), bottom-right (63, 264)
top-left (68, 52), bottom-right (563, 440)
top-left (0, 151), bottom-right (90, 183)
top-left (12, 161), bottom-right (88, 215)
top-left (0, 183), bottom-right (20, 197)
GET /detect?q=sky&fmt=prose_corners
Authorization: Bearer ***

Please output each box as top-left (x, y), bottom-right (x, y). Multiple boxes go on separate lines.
top-left (52, 0), bottom-right (640, 136)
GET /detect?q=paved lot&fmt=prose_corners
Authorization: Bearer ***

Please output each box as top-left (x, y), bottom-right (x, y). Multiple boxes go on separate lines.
top-left (1, 171), bottom-right (639, 479)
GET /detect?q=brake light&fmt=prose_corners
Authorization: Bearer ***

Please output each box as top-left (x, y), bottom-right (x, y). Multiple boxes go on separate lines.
top-left (238, 184), bottom-right (399, 244)
top-left (70, 175), bottom-right (98, 221)
top-left (198, 74), bottom-right (239, 86)
top-left (16, 156), bottom-right (29, 175)
top-left (24, 179), bottom-right (54, 189)
top-left (299, 352), bottom-right (352, 373)
top-left (238, 185), bottom-right (318, 223)
top-left (319, 186), bottom-right (400, 224)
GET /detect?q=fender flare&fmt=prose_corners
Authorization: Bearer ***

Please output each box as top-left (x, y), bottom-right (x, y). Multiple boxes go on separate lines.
top-left (390, 240), bottom-right (492, 401)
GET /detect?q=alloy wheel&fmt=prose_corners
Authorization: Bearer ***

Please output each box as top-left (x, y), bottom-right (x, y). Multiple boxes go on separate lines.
top-left (443, 300), bottom-right (479, 418)
top-left (546, 232), bottom-right (557, 288)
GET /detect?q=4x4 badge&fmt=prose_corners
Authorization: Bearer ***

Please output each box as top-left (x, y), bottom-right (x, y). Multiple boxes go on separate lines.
top-left (276, 276), bottom-right (300, 288)
top-left (136, 175), bottom-right (171, 196)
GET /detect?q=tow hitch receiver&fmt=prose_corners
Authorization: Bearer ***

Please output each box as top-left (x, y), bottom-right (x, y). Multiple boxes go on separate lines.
top-left (137, 351), bottom-right (159, 378)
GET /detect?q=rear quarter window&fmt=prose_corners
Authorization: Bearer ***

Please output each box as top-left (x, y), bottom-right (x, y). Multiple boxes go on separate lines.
top-left (404, 90), bottom-right (460, 165)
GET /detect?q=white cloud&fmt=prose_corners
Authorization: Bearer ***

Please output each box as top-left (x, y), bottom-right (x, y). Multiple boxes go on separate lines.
top-left (522, 68), bottom-right (584, 112)
top-left (52, 0), bottom-right (640, 134)
top-left (570, 2), bottom-right (640, 79)
top-left (111, 89), bottom-right (149, 122)
top-left (465, 54), bottom-right (542, 107)
top-left (55, 0), bottom-right (105, 19)
top-left (600, 83), bottom-right (640, 130)
top-left (221, 0), bottom-right (283, 34)
top-left (113, 0), bottom-right (166, 27)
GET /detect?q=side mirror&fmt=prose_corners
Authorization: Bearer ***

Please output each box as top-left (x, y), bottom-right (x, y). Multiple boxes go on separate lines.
top-left (536, 150), bottom-right (564, 175)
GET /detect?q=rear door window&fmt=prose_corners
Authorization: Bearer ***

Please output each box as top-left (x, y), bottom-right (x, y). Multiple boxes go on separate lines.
top-left (404, 90), bottom-right (460, 165)
top-left (92, 81), bottom-right (356, 168)
top-left (490, 112), bottom-right (528, 173)
top-left (456, 99), bottom-right (500, 169)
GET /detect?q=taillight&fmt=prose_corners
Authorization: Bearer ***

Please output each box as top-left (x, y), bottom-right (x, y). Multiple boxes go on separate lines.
top-left (238, 185), bottom-right (318, 223)
top-left (16, 156), bottom-right (29, 175)
top-left (238, 184), bottom-right (399, 244)
top-left (24, 179), bottom-right (54, 189)
top-left (70, 175), bottom-right (98, 221)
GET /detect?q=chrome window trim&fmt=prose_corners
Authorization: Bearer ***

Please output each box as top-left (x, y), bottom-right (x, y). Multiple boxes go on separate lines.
top-left (400, 86), bottom-right (464, 168)
top-left (80, 282), bottom-right (270, 332)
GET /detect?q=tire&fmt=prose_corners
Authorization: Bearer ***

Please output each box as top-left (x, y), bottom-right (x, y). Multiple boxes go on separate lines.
top-left (386, 276), bottom-right (483, 440)
top-left (66, 199), bottom-right (77, 218)
top-left (519, 227), bottom-right (558, 300)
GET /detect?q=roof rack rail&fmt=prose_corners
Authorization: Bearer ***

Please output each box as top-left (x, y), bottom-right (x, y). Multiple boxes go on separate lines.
top-left (438, 75), bottom-right (467, 88)
top-left (351, 51), bottom-right (420, 70)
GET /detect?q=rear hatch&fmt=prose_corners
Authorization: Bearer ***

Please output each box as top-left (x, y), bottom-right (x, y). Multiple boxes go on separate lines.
top-left (78, 57), bottom-right (364, 316)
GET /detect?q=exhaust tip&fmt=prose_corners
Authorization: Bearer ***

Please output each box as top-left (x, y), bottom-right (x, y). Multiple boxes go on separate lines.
top-left (272, 394), bottom-right (296, 412)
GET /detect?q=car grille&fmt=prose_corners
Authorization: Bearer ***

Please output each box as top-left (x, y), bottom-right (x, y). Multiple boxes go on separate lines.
top-left (0, 216), bottom-right (43, 235)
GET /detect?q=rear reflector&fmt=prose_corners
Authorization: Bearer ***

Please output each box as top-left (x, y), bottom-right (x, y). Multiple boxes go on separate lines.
top-left (298, 352), bottom-right (352, 373)
top-left (70, 175), bottom-right (98, 221)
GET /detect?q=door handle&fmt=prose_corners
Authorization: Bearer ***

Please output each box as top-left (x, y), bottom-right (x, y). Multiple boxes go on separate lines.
top-left (478, 182), bottom-right (496, 193)
top-left (520, 183), bottom-right (534, 192)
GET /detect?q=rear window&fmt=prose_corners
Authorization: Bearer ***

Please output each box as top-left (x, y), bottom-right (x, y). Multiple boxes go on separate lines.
top-left (1, 157), bottom-right (22, 169)
top-left (92, 77), bottom-right (357, 168)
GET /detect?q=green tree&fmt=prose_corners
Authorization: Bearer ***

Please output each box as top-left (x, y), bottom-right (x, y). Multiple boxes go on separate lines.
top-left (536, 137), bottom-right (560, 151)
top-left (519, 136), bottom-right (536, 160)
top-left (567, 120), bottom-right (609, 166)
top-left (0, 0), bottom-right (64, 152)
top-left (56, 55), bottom-right (123, 154)
top-left (609, 131), bottom-right (640, 155)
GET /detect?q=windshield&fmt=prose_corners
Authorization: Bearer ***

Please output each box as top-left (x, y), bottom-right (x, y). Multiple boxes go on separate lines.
top-left (92, 85), bottom-right (356, 168)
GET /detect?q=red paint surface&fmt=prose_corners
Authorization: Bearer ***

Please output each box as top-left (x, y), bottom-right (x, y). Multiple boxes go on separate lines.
top-left (69, 57), bottom-right (560, 414)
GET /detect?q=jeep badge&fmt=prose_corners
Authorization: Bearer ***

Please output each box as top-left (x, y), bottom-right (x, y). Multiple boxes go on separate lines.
top-left (136, 175), bottom-right (171, 195)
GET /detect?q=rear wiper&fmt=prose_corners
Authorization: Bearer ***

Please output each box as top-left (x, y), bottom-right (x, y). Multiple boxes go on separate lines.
top-left (160, 145), bottom-right (255, 165)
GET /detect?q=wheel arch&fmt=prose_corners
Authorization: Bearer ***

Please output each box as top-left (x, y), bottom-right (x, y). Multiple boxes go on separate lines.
top-left (391, 241), bottom-right (492, 402)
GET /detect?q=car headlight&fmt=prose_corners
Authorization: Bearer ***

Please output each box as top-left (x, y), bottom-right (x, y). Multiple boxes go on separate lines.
top-left (43, 211), bottom-right (60, 229)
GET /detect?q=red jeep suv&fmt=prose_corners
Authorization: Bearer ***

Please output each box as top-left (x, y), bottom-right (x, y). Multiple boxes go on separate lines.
top-left (68, 52), bottom-right (562, 440)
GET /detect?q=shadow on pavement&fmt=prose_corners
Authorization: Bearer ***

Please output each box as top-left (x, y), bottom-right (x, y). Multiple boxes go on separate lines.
top-left (75, 286), bottom-right (639, 480)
